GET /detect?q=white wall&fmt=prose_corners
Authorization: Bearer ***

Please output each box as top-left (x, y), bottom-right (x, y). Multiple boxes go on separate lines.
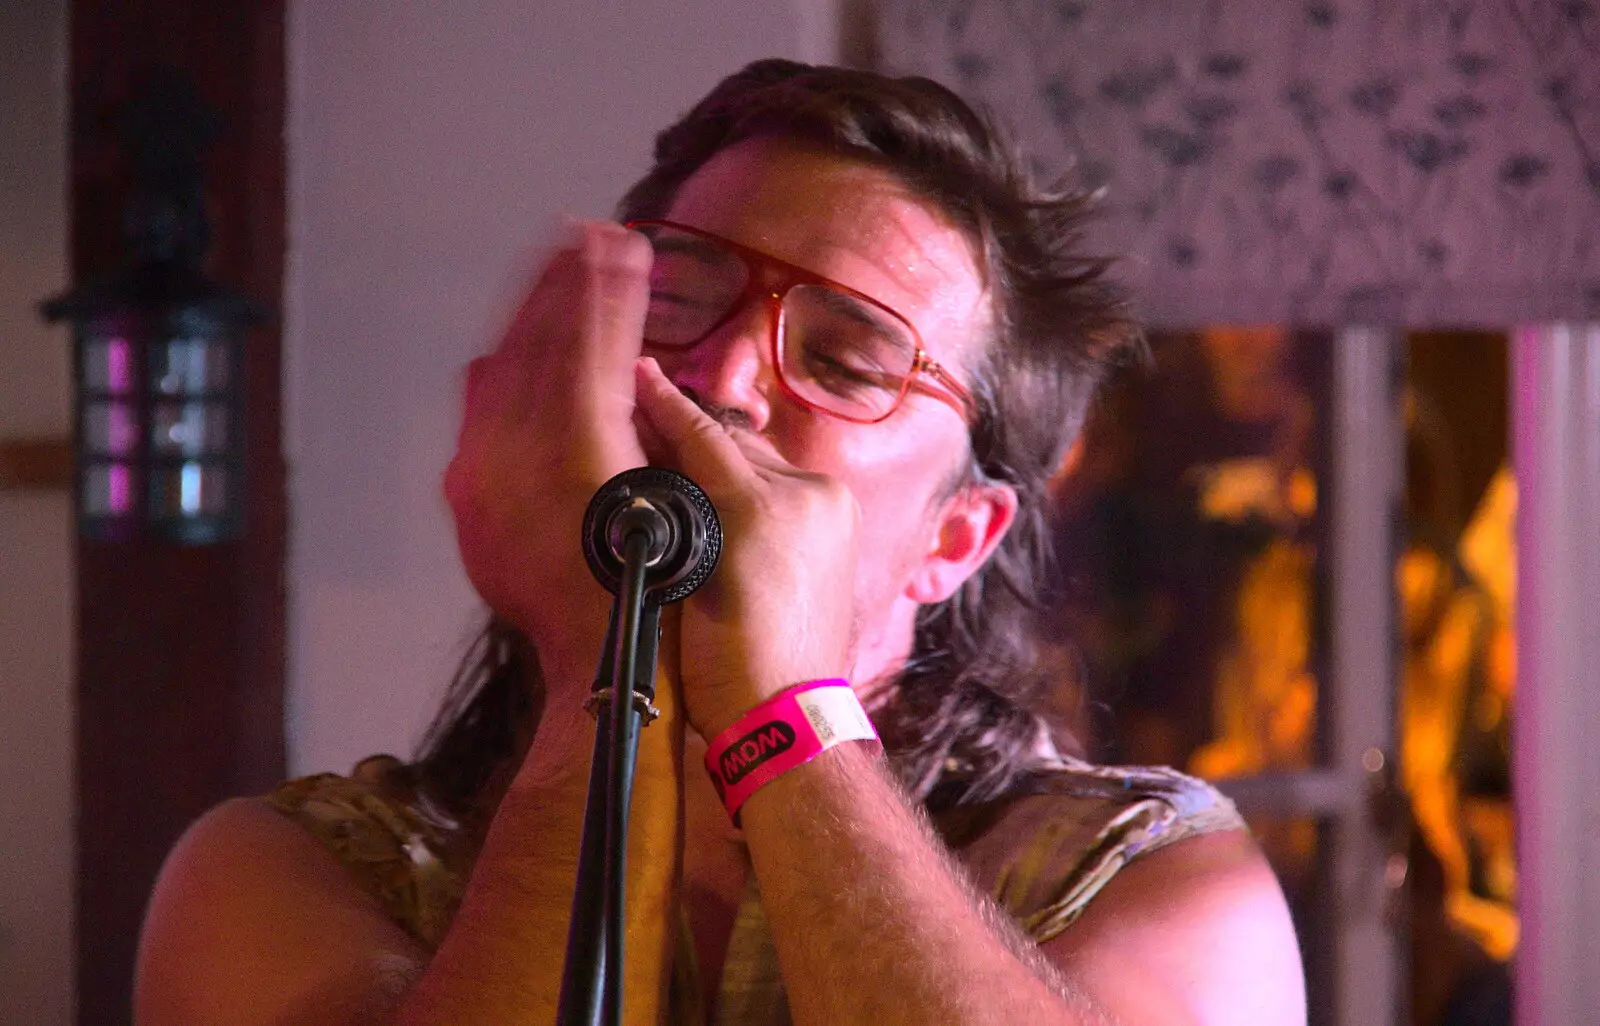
top-left (0, 0), bottom-right (74, 1023)
top-left (286, 2), bottom-right (832, 774)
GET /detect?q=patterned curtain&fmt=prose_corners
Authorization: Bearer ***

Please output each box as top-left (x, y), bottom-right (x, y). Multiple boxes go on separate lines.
top-left (875, 0), bottom-right (1600, 326)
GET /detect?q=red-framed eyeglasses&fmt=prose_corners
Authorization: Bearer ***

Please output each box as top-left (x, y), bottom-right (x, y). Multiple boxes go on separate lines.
top-left (626, 219), bottom-right (978, 426)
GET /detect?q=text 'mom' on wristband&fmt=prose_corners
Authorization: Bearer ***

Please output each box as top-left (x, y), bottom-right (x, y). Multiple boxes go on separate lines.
top-left (703, 679), bottom-right (880, 822)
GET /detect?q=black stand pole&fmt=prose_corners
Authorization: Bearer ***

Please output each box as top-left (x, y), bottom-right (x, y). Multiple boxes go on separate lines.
top-left (556, 529), bottom-right (660, 1026)
top-left (557, 466), bottom-right (721, 1026)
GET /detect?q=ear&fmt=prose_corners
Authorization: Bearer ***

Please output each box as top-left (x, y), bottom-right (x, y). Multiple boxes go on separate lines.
top-left (905, 481), bottom-right (1019, 605)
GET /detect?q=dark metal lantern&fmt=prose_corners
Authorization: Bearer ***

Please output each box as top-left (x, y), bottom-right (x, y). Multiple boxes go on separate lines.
top-left (42, 72), bottom-right (263, 544)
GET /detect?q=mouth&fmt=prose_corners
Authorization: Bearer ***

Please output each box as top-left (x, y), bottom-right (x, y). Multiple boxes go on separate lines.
top-left (721, 422), bottom-right (789, 467)
top-left (678, 387), bottom-right (789, 463)
top-left (681, 386), bottom-right (754, 432)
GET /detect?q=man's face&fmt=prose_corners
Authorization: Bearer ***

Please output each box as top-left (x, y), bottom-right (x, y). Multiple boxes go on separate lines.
top-left (655, 137), bottom-right (1007, 678)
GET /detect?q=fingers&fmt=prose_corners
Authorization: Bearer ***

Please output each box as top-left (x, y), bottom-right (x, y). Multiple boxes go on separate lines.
top-left (499, 221), bottom-right (651, 360)
top-left (632, 393), bottom-right (670, 465)
top-left (573, 223), bottom-right (654, 377)
top-left (460, 353), bottom-right (515, 419)
top-left (633, 357), bottom-right (763, 498)
top-left (485, 221), bottom-right (653, 426)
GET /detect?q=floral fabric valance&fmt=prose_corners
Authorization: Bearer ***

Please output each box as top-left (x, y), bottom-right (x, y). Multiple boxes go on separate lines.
top-left (876, 0), bottom-right (1600, 326)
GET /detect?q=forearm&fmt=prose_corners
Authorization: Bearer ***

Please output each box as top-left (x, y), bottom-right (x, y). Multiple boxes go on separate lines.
top-left (739, 743), bottom-right (1111, 1026)
top-left (397, 649), bottom-right (684, 1026)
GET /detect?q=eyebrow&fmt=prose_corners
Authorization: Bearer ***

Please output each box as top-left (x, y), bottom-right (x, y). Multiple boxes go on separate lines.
top-left (647, 232), bottom-right (736, 268)
top-left (808, 287), bottom-right (916, 354)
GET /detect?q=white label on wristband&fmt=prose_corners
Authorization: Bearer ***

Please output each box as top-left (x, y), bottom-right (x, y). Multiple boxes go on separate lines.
top-left (795, 686), bottom-right (875, 747)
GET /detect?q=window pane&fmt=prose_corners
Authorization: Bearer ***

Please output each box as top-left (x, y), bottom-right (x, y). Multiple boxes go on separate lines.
top-left (1044, 328), bottom-right (1334, 1019)
top-left (1045, 328), bottom-right (1518, 1025)
top-left (1047, 327), bottom-right (1325, 776)
top-left (1401, 331), bottom-right (1515, 1024)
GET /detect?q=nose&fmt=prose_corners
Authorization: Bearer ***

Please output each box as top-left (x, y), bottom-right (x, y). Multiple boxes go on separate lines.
top-left (658, 294), bottom-right (777, 431)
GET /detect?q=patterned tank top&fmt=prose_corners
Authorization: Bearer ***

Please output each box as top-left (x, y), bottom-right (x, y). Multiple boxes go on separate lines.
top-left (266, 752), bottom-right (1243, 1024)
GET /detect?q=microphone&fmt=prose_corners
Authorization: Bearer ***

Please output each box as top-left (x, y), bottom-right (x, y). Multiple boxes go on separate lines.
top-left (581, 467), bottom-right (721, 605)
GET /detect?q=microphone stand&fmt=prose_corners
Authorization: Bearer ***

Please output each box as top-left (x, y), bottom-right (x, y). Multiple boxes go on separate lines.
top-left (557, 531), bottom-right (659, 1026)
top-left (557, 469), bottom-right (720, 1026)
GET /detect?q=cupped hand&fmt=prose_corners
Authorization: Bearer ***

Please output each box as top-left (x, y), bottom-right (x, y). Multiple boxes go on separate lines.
top-left (444, 222), bottom-right (653, 671)
top-left (632, 357), bottom-right (861, 738)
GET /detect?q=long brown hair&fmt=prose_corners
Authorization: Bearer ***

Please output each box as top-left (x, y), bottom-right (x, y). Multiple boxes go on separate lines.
top-left (414, 60), bottom-right (1141, 818)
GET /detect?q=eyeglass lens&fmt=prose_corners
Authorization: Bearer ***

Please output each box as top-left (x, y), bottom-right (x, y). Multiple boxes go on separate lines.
top-left (639, 224), bottom-right (919, 421)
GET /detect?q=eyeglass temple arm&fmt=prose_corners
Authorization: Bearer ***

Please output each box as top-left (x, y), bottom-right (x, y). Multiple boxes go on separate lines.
top-left (915, 352), bottom-right (979, 425)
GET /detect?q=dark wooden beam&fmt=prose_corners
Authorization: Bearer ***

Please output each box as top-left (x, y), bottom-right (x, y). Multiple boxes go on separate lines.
top-left (67, 3), bottom-right (286, 1023)
top-left (0, 437), bottom-right (73, 491)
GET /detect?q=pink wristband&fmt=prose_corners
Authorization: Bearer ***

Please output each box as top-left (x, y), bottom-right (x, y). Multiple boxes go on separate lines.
top-left (703, 679), bottom-right (880, 822)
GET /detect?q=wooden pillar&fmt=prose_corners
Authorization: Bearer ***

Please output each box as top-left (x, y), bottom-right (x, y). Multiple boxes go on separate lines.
top-left (66, 3), bottom-right (286, 1023)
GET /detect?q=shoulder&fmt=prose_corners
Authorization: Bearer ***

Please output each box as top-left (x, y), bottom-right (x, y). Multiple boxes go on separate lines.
top-left (135, 782), bottom-right (430, 1025)
top-left (263, 758), bottom-right (472, 945)
top-left (1041, 823), bottom-right (1306, 1025)
top-left (943, 759), bottom-right (1305, 1024)
top-left (941, 756), bottom-right (1246, 936)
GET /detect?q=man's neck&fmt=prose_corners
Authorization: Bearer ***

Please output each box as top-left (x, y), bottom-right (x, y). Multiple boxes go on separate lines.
top-left (848, 594), bottom-right (921, 714)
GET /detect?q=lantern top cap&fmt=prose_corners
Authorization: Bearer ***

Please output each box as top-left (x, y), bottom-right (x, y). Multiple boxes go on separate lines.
top-left (39, 68), bottom-right (267, 332)
top-left (41, 260), bottom-right (265, 329)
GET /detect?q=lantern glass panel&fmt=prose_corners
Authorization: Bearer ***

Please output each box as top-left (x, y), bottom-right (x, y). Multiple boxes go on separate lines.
top-left (148, 461), bottom-right (229, 518)
top-left (151, 400), bottom-right (229, 456)
top-left (151, 335), bottom-right (230, 396)
top-left (83, 335), bottom-right (136, 394)
top-left (83, 462), bottom-right (137, 516)
top-left (83, 400), bottom-right (139, 455)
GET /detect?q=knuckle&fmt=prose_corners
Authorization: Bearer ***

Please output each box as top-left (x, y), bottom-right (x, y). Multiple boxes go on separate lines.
top-left (442, 452), bottom-right (493, 516)
top-left (441, 459), bottom-right (468, 508)
top-left (463, 357), bottom-right (492, 395)
top-left (689, 417), bottom-right (727, 447)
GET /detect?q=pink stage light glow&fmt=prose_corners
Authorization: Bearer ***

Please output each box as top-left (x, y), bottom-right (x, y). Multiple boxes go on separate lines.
top-left (106, 336), bottom-right (133, 394)
top-left (107, 462), bottom-right (132, 514)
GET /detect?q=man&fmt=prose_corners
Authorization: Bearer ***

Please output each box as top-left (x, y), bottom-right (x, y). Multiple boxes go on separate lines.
top-left (136, 60), bottom-right (1306, 1024)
